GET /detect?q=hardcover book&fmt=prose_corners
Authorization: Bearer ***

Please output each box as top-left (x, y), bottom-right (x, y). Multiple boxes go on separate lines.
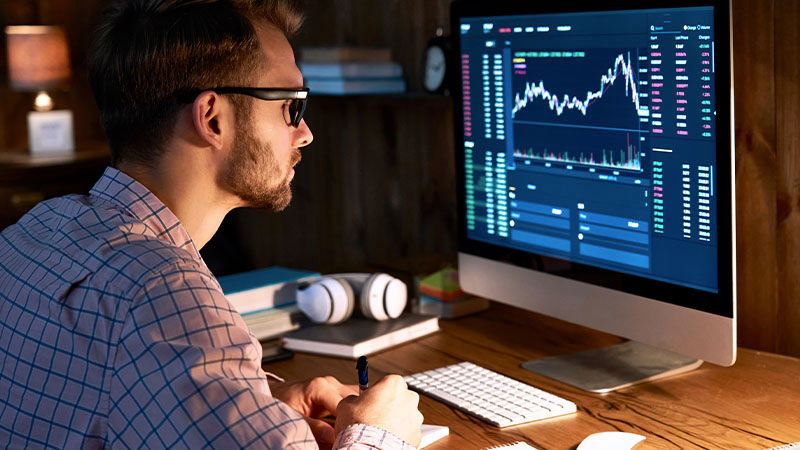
top-left (243, 305), bottom-right (306, 341)
top-left (282, 314), bottom-right (439, 358)
top-left (217, 266), bottom-right (319, 316)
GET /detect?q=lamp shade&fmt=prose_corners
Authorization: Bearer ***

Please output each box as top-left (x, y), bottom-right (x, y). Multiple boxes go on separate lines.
top-left (5, 25), bottom-right (71, 91)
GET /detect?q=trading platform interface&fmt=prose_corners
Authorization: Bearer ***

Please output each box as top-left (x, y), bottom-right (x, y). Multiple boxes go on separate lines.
top-left (459, 7), bottom-right (718, 292)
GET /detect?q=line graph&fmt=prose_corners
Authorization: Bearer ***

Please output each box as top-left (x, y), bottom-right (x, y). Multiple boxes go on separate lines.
top-left (509, 49), bottom-right (648, 175)
top-left (511, 52), bottom-right (644, 119)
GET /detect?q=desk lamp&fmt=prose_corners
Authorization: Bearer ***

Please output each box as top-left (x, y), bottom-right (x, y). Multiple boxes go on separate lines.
top-left (5, 25), bottom-right (74, 155)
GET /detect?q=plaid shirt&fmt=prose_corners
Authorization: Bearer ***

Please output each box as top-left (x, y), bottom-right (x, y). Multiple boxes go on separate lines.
top-left (0, 167), bottom-right (411, 450)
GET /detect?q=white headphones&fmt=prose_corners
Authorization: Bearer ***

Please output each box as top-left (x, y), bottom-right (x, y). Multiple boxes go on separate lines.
top-left (295, 273), bottom-right (408, 324)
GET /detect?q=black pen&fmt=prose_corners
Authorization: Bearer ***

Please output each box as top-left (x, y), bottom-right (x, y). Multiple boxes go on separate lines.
top-left (356, 356), bottom-right (369, 392)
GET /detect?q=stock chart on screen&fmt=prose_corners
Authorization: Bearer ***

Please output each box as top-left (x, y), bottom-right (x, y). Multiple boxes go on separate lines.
top-left (458, 7), bottom-right (719, 292)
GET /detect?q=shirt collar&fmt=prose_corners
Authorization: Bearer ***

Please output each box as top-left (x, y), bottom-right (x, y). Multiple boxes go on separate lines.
top-left (90, 166), bottom-right (201, 260)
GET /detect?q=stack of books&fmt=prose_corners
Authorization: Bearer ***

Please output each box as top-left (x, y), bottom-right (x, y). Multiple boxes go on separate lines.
top-left (300, 46), bottom-right (406, 95)
top-left (413, 267), bottom-right (489, 319)
top-left (217, 266), bottom-right (319, 341)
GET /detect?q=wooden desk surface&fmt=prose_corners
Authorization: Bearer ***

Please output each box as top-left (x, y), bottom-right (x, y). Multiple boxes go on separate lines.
top-left (265, 302), bottom-right (800, 449)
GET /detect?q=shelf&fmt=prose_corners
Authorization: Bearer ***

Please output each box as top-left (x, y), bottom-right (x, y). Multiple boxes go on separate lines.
top-left (312, 92), bottom-right (452, 106)
top-left (0, 140), bottom-right (110, 169)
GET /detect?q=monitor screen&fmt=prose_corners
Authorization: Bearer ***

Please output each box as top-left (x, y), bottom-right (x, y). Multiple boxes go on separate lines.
top-left (451, 0), bottom-right (735, 368)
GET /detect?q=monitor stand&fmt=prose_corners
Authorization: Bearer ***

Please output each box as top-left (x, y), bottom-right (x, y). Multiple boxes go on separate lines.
top-left (520, 340), bottom-right (702, 393)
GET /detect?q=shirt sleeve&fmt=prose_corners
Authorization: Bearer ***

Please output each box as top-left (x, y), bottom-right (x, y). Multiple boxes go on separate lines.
top-left (335, 424), bottom-right (416, 450)
top-left (106, 259), bottom-right (414, 450)
top-left (108, 260), bottom-right (317, 448)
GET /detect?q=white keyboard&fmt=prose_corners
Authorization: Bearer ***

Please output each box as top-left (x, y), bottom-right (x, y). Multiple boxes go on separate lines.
top-left (404, 361), bottom-right (577, 427)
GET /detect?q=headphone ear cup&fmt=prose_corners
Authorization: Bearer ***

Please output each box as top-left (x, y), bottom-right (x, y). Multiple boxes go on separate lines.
top-left (296, 278), bottom-right (355, 324)
top-left (360, 273), bottom-right (407, 321)
top-left (383, 277), bottom-right (407, 319)
top-left (334, 278), bottom-right (356, 323)
top-left (296, 281), bottom-right (333, 323)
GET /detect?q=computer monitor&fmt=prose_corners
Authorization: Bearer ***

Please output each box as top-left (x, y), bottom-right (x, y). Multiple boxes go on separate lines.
top-left (451, 0), bottom-right (735, 392)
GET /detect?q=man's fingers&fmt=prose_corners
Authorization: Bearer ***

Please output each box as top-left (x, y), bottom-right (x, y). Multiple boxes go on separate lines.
top-left (309, 377), bottom-right (352, 414)
top-left (306, 417), bottom-right (336, 444)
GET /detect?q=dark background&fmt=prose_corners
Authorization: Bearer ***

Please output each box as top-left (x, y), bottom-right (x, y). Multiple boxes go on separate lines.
top-left (0, 0), bottom-right (797, 357)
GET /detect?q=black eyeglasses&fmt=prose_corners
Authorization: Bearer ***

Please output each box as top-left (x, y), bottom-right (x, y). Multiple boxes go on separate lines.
top-left (178, 87), bottom-right (309, 127)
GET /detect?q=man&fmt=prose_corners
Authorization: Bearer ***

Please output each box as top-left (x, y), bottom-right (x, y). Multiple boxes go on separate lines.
top-left (0, 0), bottom-right (423, 448)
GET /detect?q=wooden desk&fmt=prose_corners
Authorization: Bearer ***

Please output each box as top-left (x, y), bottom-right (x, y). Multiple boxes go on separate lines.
top-left (265, 302), bottom-right (800, 449)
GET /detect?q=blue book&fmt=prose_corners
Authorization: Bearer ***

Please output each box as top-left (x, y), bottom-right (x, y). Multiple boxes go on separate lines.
top-left (218, 266), bottom-right (319, 316)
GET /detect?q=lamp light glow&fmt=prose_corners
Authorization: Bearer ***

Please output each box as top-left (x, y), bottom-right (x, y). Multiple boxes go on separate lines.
top-left (5, 25), bottom-right (74, 154)
top-left (33, 91), bottom-right (54, 112)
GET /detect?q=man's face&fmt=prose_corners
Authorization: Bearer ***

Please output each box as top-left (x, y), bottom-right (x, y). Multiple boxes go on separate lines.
top-left (220, 23), bottom-right (312, 211)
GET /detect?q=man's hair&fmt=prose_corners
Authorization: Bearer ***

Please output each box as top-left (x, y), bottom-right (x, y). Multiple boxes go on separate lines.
top-left (88, 0), bottom-right (304, 166)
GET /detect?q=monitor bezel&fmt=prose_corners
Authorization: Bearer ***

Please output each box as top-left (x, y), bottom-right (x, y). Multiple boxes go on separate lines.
top-left (449, 0), bottom-right (734, 318)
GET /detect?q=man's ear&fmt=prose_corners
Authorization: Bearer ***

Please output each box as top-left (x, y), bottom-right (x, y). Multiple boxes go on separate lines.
top-left (191, 91), bottom-right (226, 150)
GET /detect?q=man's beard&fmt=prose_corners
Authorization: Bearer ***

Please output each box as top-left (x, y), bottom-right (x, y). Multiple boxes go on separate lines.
top-left (221, 119), bottom-right (300, 211)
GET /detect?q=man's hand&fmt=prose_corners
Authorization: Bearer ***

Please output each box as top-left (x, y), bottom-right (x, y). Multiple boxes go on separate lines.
top-left (270, 376), bottom-right (359, 444)
top-left (334, 374), bottom-right (424, 447)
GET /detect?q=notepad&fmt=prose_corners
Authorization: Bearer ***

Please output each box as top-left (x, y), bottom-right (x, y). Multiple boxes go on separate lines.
top-left (767, 443), bottom-right (800, 450)
top-left (484, 442), bottom-right (538, 450)
top-left (419, 424), bottom-right (449, 449)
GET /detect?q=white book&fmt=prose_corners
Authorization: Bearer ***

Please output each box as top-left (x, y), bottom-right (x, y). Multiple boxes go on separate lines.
top-left (243, 305), bottom-right (304, 341)
top-left (300, 61), bottom-right (403, 79)
top-left (282, 314), bottom-right (439, 358)
top-left (217, 266), bottom-right (319, 316)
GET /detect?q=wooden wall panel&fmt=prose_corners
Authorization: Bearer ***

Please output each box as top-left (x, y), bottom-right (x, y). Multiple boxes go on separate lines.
top-left (227, 95), bottom-right (458, 278)
top-left (357, 96), bottom-right (458, 273)
top-left (732, 0), bottom-right (779, 351)
top-left (774, 0), bottom-right (800, 355)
